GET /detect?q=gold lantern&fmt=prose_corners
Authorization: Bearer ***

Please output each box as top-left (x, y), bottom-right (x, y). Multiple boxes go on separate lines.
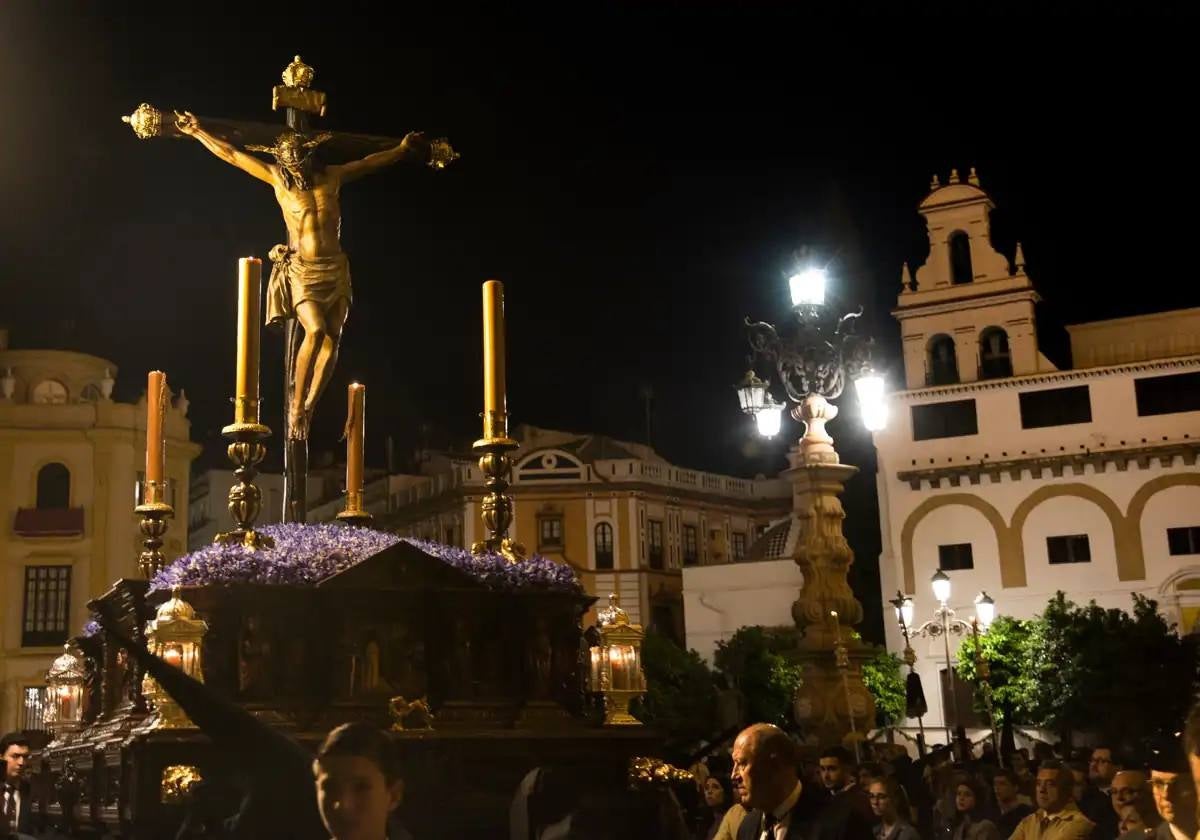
top-left (588, 593), bottom-right (646, 726)
top-left (45, 644), bottom-right (86, 742)
top-left (141, 586), bottom-right (208, 730)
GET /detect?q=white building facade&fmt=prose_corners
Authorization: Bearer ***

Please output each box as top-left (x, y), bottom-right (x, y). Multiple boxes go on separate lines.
top-left (0, 336), bottom-right (199, 733)
top-left (874, 173), bottom-right (1200, 741)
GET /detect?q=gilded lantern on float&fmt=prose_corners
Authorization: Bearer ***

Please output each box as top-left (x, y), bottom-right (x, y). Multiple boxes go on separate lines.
top-left (142, 586), bottom-right (208, 729)
top-left (45, 644), bottom-right (86, 741)
top-left (588, 593), bottom-right (646, 726)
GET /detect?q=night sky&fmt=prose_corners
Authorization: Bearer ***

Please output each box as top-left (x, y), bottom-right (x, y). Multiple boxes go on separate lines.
top-left (2, 5), bottom-right (1194, 641)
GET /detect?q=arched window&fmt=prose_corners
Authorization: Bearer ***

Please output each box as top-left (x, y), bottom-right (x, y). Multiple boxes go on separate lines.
top-left (595, 522), bottom-right (614, 570)
top-left (31, 380), bottom-right (68, 404)
top-left (979, 327), bottom-right (1013, 379)
top-left (949, 231), bottom-right (973, 285)
top-left (927, 334), bottom-right (959, 385)
top-left (36, 463), bottom-right (70, 509)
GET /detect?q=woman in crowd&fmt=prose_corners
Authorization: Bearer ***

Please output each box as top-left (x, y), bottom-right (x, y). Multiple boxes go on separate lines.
top-left (869, 777), bottom-right (921, 840)
top-left (697, 775), bottom-right (734, 840)
top-left (948, 776), bottom-right (1001, 840)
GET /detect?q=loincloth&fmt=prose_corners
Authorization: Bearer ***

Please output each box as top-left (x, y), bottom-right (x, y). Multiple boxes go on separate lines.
top-left (265, 245), bottom-right (352, 326)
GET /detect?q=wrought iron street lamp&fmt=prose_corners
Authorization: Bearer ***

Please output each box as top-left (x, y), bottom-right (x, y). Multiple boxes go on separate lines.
top-left (734, 261), bottom-right (888, 747)
top-left (893, 572), bottom-right (999, 758)
top-left (737, 265), bottom-right (887, 456)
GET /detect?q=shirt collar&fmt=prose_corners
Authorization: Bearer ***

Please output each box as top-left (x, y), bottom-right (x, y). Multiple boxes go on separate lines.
top-left (1038, 801), bottom-right (1083, 822)
top-left (772, 781), bottom-right (803, 822)
top-left (1168, 823), bottom-right (1190, 840)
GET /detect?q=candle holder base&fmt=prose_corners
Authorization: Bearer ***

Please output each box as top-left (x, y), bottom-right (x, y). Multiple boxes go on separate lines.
top-left (134, 502), bottom-right (175, 578)
top-left (600, 690), bottom-right (643, 727)
top-left (471, 435), bottom-right (526, 564)
top-left (335, 509), bottom-right (373, 527)
top-left (214, 421), bottom-right (274, 551)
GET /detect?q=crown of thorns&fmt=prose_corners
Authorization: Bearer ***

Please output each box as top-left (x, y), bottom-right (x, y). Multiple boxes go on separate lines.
top-left (246, 130), bottom-right (331, 160)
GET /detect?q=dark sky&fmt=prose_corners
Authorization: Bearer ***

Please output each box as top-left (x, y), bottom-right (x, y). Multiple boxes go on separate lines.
top-left (2, 5), bottom-right (1194, 639)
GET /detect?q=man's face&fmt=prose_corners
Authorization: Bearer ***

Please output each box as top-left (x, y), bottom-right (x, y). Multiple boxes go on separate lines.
top-left (1190, 753), bottom-right (1200, 830)
top-left (868, 782), bottom-right (891, 818)
top-left (1036, 769), bottom-right (1069, 813)
top-left (731, 733), bottom-right (774, 812)
top-left (994, 775), bottom-right (1017, 804)
top-left (1111, 771), bottom-right (1145, 814)
top-left (1150, 771), bottom-right (1178, 824)
top-left (2, 744), bottom-right (28, 783)
top-left (1090, 749), bottom-right (1117, 785)
top-left (313, 755), bottom-right (402, 840)
top-left (819, 757), bottom-right (845, 791)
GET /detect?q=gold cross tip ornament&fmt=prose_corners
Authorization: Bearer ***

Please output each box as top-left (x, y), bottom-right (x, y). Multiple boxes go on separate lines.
top-left (428, 138), bottom-right (460, 171)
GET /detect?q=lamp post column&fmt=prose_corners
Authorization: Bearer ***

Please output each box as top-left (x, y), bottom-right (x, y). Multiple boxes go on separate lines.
top-left (786, 441), bottom-right (875, 748)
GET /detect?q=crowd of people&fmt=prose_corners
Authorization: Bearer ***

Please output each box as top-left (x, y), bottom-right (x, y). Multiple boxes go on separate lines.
top-left (3, 621), bottom-right (1199, 840)
top-left (678, 712), bottom-right (1200, 840)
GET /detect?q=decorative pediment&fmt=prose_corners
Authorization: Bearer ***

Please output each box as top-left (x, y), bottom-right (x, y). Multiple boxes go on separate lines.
top-left (317, 541), bottom-right (480, 591)
top-left (515, 449), bottom-right (584, 482)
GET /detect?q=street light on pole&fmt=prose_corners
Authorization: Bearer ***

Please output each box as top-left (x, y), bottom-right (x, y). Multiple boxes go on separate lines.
top-left (894, 571), bottom-right (999, 758)
top-left (733, 260), bottom-right (888, 746)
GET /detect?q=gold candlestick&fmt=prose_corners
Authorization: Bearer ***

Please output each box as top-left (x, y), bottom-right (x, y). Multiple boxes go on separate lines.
top-left (234, 257), bottom-right (262, 424)
top-left (481, 279), bottom-right (506, 441)
top-left (215, 421), bottom-right (274, 549)
top-left (336, 382), bottom-right (371, 526)
top-left (472, 280), bottom-right (525, 563)
top-left (145, 371), bottom-right (166, 492)
top-left (136, 370), bottom-right (174, 578)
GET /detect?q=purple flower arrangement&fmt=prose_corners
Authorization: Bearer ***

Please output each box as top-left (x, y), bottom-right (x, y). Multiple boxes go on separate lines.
top-left (147, 522), bottom-right (581, 594)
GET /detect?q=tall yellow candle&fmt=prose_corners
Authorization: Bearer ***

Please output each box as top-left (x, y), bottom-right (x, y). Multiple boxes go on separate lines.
top-left (235, 257), bottom-right (262, 424)
top-left (345, 382), bottom-right (366, 502)
top-left (145, 370), bottom-right (166, 501)
top-left (482, 279), bottom-right (506, 439)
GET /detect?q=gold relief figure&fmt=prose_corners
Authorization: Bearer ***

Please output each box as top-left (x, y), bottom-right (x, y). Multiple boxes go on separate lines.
top-left (173, 110), bottom-right (431, 439)
top-left (388, 696), bottom-right (434, 731)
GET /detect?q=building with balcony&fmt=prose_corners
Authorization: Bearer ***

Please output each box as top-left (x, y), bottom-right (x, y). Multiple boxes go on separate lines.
top-left (874, 172), bottom-right (1200, 741)
top-left (377, 425), bottom-right (792, 639)
top-left (0, 333), bottom-right (199, 733)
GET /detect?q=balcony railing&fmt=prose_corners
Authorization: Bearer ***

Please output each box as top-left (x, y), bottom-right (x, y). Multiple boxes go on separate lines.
top-left (14, 507), bottom-right (84, 538)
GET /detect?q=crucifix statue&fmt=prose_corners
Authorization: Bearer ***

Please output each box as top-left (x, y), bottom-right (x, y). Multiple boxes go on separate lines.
top-left (123, 56), bottom-right (457, 521)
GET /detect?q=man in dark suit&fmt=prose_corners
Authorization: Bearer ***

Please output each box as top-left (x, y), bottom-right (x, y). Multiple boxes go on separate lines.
top-left (1146, 739), bottom-right (1197, 840)
top-left (731, 724), bottom-right (872, 840)
top-left (0, 731), bottom-right (35, 838)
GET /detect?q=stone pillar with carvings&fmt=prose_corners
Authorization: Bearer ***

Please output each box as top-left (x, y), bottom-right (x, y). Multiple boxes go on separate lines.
top-left (786, 394), bottom-right (875, 748)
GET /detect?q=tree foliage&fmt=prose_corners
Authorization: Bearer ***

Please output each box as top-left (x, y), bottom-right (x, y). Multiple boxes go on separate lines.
top-left (713, 626), bottom-right (803, 727)
top-left (636, 628), bottom-right (719, 746)
top-left (861, 648), bottom-right (906, 725)
top-left (957, 593), bottom-right (1198, 746)
top-left (955, 614), bottom-right (1033, 727)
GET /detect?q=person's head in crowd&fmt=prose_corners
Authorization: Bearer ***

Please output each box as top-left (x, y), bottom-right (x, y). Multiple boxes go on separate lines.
top-left (954, 775), bottom-right (988, 821)
top-left (1147, 738), bottom-right (1197, 833)
top-left (1111, 770), bottom-right (1147, 815)
top-left (993, 768), bottom-right (1021, 807)
top-left (818, 746), bottom-right (852, 792)
top-left (1090, 746), bottom-right (1121, 788)
top-left (731, 724), bottom-right (799, 814)
top-left (312, 723), bottom-right (404, 840)
top-left (1067, 760), bottom-right (1088, 803)
top-left (1118, 804), bottom-right (1147, 836)
top-left (858, 762), bottom-right (884, 789)
top-left (869, 777), bottom-right (910, 825)
top-left (1034, 742), bottom-right (1055, 764)
top-left (1011, 751), bottom-right (1032, 780)
top-left (0, 733), bottom-right (29, 785)
top-left (703, 775), bottom-right (733, 814)
top-left (1035, 761), bottom-right (1075, 814)
top-left (1186, 703), bottom-right (1200, 827)
top-left (1117, 789), bottom-right (1161, 837)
